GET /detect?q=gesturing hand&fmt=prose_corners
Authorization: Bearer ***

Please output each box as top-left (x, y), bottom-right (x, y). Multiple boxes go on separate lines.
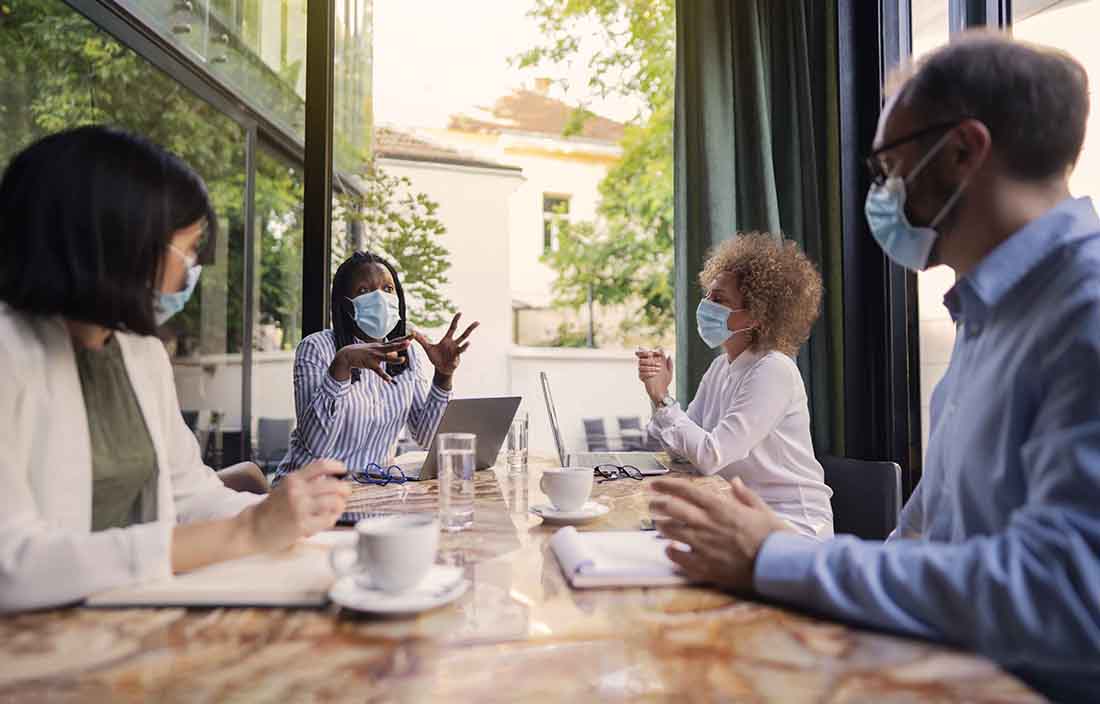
top-left (245, 459), bottom-right (351, 553)
top-left (331, 337), bottom-right (411, 384)
top-left (636, 348), bottom-right (673, 404)
top-left (648, 477), bottom-right (792, 592)
top-left (413, 312), bottom-right (479, 377)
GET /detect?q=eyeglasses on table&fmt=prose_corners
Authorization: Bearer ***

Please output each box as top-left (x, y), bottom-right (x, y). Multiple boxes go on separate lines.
top-left (593, 464), bottom-right (645, 483)
top-left (347, 463), bottom-right (408, 486)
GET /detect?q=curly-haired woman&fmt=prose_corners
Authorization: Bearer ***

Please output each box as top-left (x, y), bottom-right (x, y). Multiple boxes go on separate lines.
top-left (636, 232), bottom-right (833, 538)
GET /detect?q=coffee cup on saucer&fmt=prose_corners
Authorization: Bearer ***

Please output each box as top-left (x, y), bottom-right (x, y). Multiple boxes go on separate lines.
top-left (330, 514), bottom-right (439, 593)
top-left (539, 467), bottom-right (594, 512)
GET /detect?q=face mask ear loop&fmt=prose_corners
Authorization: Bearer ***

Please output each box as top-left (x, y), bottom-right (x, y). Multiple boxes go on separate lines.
top-left (928, 170), bottom-right (973, 230)
top-left (903, 129), bottom-right (955, 186)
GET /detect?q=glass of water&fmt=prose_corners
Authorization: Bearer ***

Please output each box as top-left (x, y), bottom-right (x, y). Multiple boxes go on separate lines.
top-left (438, 433), bottom-right (476, 532)
top-left (506, 412), bottom-right (528, 475)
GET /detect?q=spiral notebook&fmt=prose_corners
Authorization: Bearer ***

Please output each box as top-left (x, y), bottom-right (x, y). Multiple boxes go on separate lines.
top-left (549, 526), bottom-right (690, 589)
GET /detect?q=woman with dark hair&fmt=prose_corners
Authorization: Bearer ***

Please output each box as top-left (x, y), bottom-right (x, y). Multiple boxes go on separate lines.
top-left (0, 126), bottom-right (351, 613)
top-left (271, 251), bottom-right (477, 484)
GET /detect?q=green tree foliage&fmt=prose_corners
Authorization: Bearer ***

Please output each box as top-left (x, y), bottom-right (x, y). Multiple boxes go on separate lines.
top-left (335, 166), bottom-right (455, 329)
top-left (517, 0), bottom-right (675, 340)
top-left (0, 0), bottom-right (454, 351)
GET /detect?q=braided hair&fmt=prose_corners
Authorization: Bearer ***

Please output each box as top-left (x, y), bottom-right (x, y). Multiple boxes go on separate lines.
top-left (331, 251), bottom-right (409, 377)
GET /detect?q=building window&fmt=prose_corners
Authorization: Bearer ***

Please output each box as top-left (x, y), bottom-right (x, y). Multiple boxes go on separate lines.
top-left (542, 194), bottom-right (571, 253)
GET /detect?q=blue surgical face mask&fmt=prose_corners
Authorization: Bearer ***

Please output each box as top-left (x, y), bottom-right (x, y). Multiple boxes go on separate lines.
top-left (348, 289), bottom-right (401, 339)
top-left (864, 130), bottom-right (969, 271)
top-left (696, 298), bottom-right (752, 349)
top-left (154, 245), bottom-right (202, 326)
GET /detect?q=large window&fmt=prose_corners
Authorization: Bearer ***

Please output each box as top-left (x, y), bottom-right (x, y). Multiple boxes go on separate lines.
top-left (0, 0), bottom-right (250, 468)
top-left (364, 0), bottom-right (674, 457)
top-left (908, 0), bottom-right (954, 454)
top-left (1015, 2), bottom-right (1100, 204)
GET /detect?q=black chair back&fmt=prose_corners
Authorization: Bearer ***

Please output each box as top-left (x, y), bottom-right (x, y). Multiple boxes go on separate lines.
top-left (617, 416), bottom-right (642, 431)
top-left (582, 418), bottom-right (609, 452)
top-left (819, 455), bottom-right (902, 540)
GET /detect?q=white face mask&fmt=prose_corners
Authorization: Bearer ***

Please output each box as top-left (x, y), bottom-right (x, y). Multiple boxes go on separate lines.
top-left (696, 298), bottom-right (752, 349)
top-left (347, 289), bottom-right (401, 339)
top-left (864, 130), bottom-right (970, 271)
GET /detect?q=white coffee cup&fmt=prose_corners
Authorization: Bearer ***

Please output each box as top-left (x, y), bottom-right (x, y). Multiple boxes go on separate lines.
top-left (329, 514), bottom-right (439, 593)
top-left (540, 467), bottom-right (594, 512)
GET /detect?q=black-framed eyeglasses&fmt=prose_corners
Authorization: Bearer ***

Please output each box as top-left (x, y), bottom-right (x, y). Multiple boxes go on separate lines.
top-left (864, 119), bottom-right (969, 186)
top-left (347, 463), bottom-right (407, 486)
top-left (593, 464), bottom-right (644, 483)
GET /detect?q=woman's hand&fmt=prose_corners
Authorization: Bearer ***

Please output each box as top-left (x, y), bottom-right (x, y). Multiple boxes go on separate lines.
top-left (242, 459), bottom-right (351, 553)
top-left (413, 313), bottom-right (479, 387)
top-left (330, 337), bottom-right (411, 384)
top-left (636, 348), bottom-right (673, 404)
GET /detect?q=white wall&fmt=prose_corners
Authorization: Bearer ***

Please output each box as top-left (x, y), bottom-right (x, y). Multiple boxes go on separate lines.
top-left (379, 157), bottom-right (522, 399)
top-left (509, 346), bottom-right (673, 459)
top-left (421, 128), bottom-right (619, 308)
top-left (501, 150), bottom-right (612, 307)
top-left (173, 351), bottom-right (297, 432)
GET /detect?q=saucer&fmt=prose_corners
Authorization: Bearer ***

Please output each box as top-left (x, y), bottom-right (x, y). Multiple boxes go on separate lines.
top-left (329, 565), bottom-right (468, 614)
top-left (530, 501), bottom-right (610, 525)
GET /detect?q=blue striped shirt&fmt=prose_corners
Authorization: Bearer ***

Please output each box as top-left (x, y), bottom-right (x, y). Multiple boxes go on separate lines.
top-left (271, 330), bottom-right (450, 484)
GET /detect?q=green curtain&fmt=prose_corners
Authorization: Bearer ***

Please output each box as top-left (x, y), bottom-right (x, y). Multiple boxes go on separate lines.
top-left (674, 0), bottom-right (845, 455)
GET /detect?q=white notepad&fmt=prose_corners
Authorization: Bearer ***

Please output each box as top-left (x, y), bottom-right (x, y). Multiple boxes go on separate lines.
top-left (85, 531), bottom-right (355, 608)
top-left (549, 526), bottom-right (690, 589)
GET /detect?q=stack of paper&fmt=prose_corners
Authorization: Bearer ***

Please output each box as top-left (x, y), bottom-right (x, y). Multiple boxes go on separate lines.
top-left (85, 531), bottom-right (355, 608)
top-left (549, 526), bottom-right (690, 589)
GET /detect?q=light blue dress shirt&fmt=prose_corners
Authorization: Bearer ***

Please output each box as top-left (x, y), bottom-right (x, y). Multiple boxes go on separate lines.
top-left (271, 330), bottom-right (449, 484)
top-left (754, 197), bottom-right (1100, 701)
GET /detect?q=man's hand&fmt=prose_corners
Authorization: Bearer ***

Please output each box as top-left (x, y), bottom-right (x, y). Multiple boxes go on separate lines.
top-left (649, 476), bottom-right (792, 592)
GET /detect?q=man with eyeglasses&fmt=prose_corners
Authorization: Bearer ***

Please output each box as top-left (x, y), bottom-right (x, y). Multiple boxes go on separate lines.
top-left (650, 31), bottom-right (1100, 700)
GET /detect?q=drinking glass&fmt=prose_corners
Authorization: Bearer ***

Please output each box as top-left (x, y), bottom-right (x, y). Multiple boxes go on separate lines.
top-left (438, 433), bottom-right (476, 531)
top-left (506, 412), bottom-right (529, 475)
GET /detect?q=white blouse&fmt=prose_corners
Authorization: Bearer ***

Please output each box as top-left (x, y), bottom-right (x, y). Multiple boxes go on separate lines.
top-left (648, 350), bottom-right (833, 538)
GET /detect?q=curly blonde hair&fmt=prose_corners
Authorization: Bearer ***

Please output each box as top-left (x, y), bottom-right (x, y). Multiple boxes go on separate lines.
top-left (699, 232), bottom-right (823, 356)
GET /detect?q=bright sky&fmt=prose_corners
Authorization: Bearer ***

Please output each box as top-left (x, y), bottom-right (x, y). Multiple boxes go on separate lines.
top-left (371, 0), bottom-right (642, 129)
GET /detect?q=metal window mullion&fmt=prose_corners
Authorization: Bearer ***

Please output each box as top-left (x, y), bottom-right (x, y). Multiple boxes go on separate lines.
top-left (302, 0), bottom-right (335, 336)
top-left (240, 124), bottom-right (257, 463)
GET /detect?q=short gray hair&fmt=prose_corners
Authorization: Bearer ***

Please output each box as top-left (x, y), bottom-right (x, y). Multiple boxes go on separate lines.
top-left (898, 30), bottom-right (1088, 182)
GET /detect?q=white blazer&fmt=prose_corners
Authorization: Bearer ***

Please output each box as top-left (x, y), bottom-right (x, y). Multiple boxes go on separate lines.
top-left (0, 304), bottom-right (261, 612)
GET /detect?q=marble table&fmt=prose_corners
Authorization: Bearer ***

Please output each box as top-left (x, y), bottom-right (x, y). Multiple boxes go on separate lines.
top-left (0, 459), bottom-right (1044, 703)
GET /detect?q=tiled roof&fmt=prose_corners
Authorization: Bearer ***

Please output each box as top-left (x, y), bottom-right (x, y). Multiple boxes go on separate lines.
top-left (373, 127), bottom-right (519, 171)
top-left (448, 89), bottom-right (625, 143)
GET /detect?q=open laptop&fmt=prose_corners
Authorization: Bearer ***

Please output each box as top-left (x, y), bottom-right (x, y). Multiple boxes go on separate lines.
top-left (398, 396), bottom-right (522, 480)
top-left (539, 372), bottom-right (670, 475)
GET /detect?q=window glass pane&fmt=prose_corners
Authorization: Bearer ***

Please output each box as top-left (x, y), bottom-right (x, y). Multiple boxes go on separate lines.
top-left (0, 0), bottom-right (247, 468)
top-left (252, 147), bottom-right (303, 472)
top-left (911, 0), bottom-right (949, 61)
top-left (334, 0), bottom-right (373, 171)
top-left (117, 0), bottom-right (308, 139)
top-left (363, 0), bottom-right (674, 459)
top-left (908, 0), bottom-right (953, 454)
top-left (1016, 2), bottom-right (1100, 205)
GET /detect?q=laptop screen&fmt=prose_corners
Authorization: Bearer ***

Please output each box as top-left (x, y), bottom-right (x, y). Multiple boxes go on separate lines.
top-left (539, 372), bottom-right (567, 467)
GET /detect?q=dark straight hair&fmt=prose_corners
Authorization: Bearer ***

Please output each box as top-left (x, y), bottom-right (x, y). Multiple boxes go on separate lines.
top-left (0, 125), bottom-right (217, 336)
top-left (331, 251), bottom-right (409, 377)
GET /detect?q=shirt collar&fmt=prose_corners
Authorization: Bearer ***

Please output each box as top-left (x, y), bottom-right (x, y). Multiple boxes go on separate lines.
top-left (727, 347), bottom-right (762, 374)
top-left (945, 197), bottom-right (1100, 322)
